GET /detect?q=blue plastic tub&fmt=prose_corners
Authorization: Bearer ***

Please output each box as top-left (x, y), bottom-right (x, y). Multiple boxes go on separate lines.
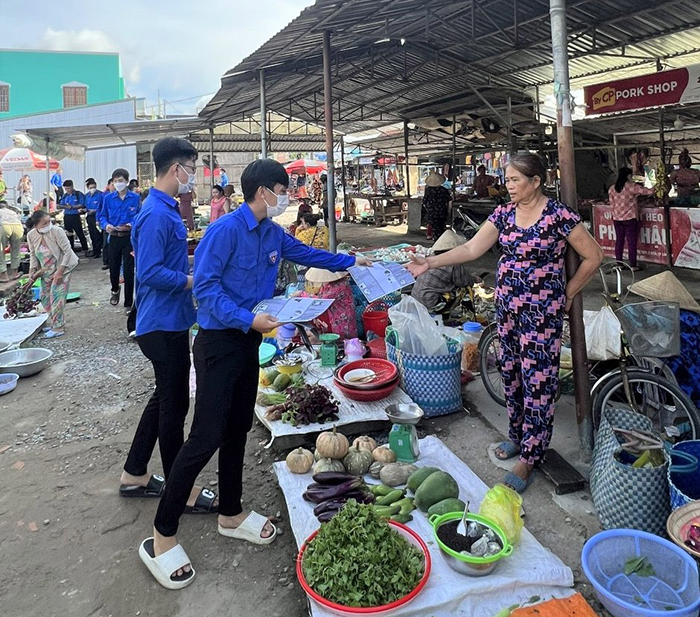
top-left (669, 441), bottom-right (700, 510)
top-left (582, 529), bottom-right (700, 617)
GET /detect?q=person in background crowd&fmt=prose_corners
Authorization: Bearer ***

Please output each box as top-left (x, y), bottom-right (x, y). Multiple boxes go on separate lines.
top-left (121, 137), bottom-right (215, 517)
top-left (473, 165), bottom-right (494, 199)
top-left (99, 178), bottom-right (115, 270)
top-left (209, 184), bottom-right (230, 223)
top-left (0, 200), bottom-right (23, 281)
top-left (320, 173), bottom-right (329, 219)
top-left (0, 168), bottom-right (7, 201)
top-left (129, 179), bottom-right (140, 194)
top-left (84, 178), bottom-right (103, 259)
top-left (99, 168), bottom-right (139, 309)
top-left (423, 171), bottom-right (452, 240)
top-left (17, 175), bottom-right (32, 213)
top-left (608, 167), bottom-right (653, 272)
top-left (26, 210), bottom-right (79, 338)
top-left (51, 167), bottom-right (64, 201)
top-left (670, 149), bottom-right (700, 205)
top-left (222, 185), bottom-right (239, 212)
top-left (140, 158), bottom-right (370, 589)
top-left (220, 168), bottom-right (229, 188)
top-left (295, 212), bottom-right (329, 250)
top-left (59, 179), bottom-right (90, 256)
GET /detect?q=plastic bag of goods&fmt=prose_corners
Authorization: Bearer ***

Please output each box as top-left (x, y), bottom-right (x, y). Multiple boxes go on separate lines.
top-left (478, 483), bottom-right (524, 545)
top-left (388, 296), bottom-right (448, 356)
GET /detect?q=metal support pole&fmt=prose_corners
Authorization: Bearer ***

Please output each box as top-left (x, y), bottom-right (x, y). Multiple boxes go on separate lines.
top-left (535, 86), bottom-right (544, 156)
top-left (260, 69), bottom-right (268, 159)
top-left (451, 114), bottom-right (457, 201)
top-left (659, 108), bottom-right (673, 268)
top-left (208, 127), bottom-right (215, 195)
top-left (550, 0), bottom-right (593, 461)
top-left (613, 134), bottom-right (619, 169)
top-left (322, 30), bottom-right (337, 252)
top-left (403, 120), bottom-right (411, 198)
top-left (507, 96), bottom-right (515, 154)
top-left (340, 135), bottom-right (348, 222)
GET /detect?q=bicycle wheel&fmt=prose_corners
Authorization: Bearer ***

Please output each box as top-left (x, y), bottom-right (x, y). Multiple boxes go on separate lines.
top-left (478, 326), bottom-right (506, 407)
top-left (592, 369), bottom-right (700, 440)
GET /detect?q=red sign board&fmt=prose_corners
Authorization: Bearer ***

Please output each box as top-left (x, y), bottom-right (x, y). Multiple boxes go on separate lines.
top-left (584, 65), bottom-right (700, 115)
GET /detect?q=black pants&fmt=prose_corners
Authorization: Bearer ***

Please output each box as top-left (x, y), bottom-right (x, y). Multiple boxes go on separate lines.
top-left (87, 213), bottom-right (102, 256)
top-left (124, 330), bottom-right (191, 479)
top-left (102, 231), bottom-right (110, 266)
top-left (108, 234), bottom-right (134, 307)
top-left (154, 328), bottom-right (261, 537)
top-left (64, 214), bottom-right (88, 251)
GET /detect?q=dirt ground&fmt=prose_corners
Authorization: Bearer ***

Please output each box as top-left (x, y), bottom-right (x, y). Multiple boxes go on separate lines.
top-left (7, 215), bottom-right (695, 617)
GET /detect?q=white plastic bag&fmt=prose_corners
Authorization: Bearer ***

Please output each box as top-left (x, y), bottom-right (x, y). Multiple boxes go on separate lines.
top-left (388, 296), bottom-right (448, 356)
top-left (584, 306), bottom-right (621, 361)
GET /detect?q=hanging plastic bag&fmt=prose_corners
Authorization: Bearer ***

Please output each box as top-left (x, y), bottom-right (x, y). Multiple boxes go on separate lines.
top-left (388, 296), bottom-right (447, 356)
top-left (478, 484), bottom-right (524, 545)
top-left (583, 306), bottom-right (621, 361)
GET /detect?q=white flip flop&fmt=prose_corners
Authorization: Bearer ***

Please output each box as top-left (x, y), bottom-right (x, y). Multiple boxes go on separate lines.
top-left (217, 511), bottom-right (277, 545)
top-left (138, 538), bottom-right (195, 590)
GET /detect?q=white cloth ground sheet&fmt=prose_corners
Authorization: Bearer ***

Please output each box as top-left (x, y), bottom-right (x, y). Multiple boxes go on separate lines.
top-left (0, 314), bottom-right (47, 346)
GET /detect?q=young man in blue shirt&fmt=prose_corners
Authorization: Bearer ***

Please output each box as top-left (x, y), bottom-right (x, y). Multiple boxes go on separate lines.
top-left (84, 178), bottom-right (103, 258)
top-left (140, 158), bottom-right (369, 589)
top-left (97, 178), bottom-right (114, 270)
top-left (58, 179), bottom-right (90, 255)
top-left (99, 168), bottom-right (140, 309)
top-left (51, 167), bottom-right (64, 200)
top-left (219, 168), bottom-right (228, 188)
top-left (120, 138), bottom-right (215, 512)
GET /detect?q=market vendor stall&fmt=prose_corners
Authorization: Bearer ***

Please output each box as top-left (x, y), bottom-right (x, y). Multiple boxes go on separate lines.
top-left (348, 195), bottom-right (407, 226)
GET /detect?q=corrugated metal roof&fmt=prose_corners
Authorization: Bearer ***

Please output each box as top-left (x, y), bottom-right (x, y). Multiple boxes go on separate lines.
top-left (188, 133), bottom-right (327, 153)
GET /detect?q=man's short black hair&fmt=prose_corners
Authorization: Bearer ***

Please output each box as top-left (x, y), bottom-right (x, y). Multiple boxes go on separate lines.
top-left (128, 179), bottom-right (139, 189)
top-left (241, 159), bottom-right (289, 202)
top-left (63, 179), bottom-right (74, 187)
top-left (85, 177), bottom-right (96, 186)
top-left (153, 137), bottom-right (198, 176)
top-left (112, 168), bottom-right (130, 181)
top-left (220, 168), bottom-right (226, 173)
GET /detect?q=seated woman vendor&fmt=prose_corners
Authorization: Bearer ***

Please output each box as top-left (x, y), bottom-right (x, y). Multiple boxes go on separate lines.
top-left (295, 212), bottom-right (329, 249)
top-left (301, 267), bottom-right (357, 339)
top-left (411, 230), bottom-right (476, 314)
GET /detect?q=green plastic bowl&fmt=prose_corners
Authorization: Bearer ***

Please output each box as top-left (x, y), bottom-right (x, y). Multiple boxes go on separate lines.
top-left (259, 342), bottom-right (277, 366)
top-left (429, 511), bottom-right (513, 576)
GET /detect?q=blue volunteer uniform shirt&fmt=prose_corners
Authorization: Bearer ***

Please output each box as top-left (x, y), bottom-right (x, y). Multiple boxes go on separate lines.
top-left (98, 190), bottom-right (140, 229)
top-left (220, 172), bottom-right (229, 188)
top-left (194, 202), bottom-right (355, 332)
top-left (59, 191), bottom-right (85, 215)
top-left (51, 173), bottom-right (63, 189)
top-left (85, 189), bottom-right (102, 212)
top-left (131, 188), bottom-right (196, 336)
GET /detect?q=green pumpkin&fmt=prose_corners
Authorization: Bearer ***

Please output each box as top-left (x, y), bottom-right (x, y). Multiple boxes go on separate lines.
top-left (343, 444), bottom-right (373, 476)
top-left (312, 458), bottom-right (345, 474)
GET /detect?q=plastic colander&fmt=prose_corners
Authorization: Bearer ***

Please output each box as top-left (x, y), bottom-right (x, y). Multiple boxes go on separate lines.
top-left (582, 529), bottom-right (700, 617)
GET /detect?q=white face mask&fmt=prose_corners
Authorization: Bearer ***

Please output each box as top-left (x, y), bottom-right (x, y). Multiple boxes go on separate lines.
top-left (114, 181), bottom-right (128, 192)
top-left (88, 188), bottom-right (96, 195)
top-left (38, 223), bottom-right (52, 234)
top-left (264, 187), bottom-right (290, 218)
top-left (177, 164), bottom-right (196, 195)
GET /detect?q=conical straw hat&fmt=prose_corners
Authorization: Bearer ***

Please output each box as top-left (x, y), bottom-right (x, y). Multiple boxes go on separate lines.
top-left (425, 171), bottom-right (446, 187)
top-left (628, 271), bottom-right (700, 312)
top-left (305, 268), bottom-right (348, 283)
top-left (431, 229), bottom-right (464, 253)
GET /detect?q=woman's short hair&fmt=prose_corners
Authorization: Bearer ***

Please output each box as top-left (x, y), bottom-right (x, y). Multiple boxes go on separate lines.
top-left (212, 184), bottom-right (223, 194)
top-left (507, 153), bottom-right (547, 187)
top-left (26, 209), bottom-right (50, 230)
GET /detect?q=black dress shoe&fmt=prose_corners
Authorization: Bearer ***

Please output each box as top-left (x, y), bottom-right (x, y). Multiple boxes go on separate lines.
top-left (101, 265), bottom-right (109, 270)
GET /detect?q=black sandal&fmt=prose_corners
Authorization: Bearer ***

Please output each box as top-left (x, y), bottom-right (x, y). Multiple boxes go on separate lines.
top-left (110, 291), bottom-right (120, 306)
top-left (119, 474), bottom-right (165, 498)
top-left (184, 487), bottom-right (218, 514)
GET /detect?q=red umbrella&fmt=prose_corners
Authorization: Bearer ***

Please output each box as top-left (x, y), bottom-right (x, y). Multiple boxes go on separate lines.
top-left (284, 159), bottom-right (327, 174)
top-left (0, 147), bottom-right (60, 172)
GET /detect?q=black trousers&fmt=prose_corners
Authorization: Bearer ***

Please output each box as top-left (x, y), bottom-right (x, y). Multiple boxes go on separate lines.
top-left (102, 231), bottom-right (110, 266)
top-left (108, 234), bottom-right (134, 307)
top-left (86, 213), bottom-right (102, 256)
top-left (124, 330), bottom-right (191, 479)
top-left (64, 214), bottom-right (88, 251)
top-left (154, 328), bottom-right (261, 537)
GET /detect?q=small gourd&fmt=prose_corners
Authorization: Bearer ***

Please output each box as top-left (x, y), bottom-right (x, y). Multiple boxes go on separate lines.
top-left (313, 457), bottom-right (345, 474)
top-left (369, 461), bottom-right (385, 479)
top-left (380, 463), bottom-right (418, 487)
top-left (315, 426), bottom-right (349, 460)
top-left (285, 448), bottom-right (314, 474)
top-left (343, 444), bottom-right (373, 475)
top-left (372, 446), bottom-right (397, 463)
top-left (352, 436), bottom-right (377, 453)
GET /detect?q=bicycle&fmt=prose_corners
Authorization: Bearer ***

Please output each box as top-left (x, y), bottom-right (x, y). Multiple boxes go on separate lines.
top-left (476, 261), bottom-right (700, 441)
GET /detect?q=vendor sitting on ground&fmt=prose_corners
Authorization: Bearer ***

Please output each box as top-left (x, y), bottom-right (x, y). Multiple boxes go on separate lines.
top-left (411, 230), bottom-right (476, 314)
top-left (301, 267), bottom-right (357, 339)
top-left (295, 212), bottom-right (329, 250)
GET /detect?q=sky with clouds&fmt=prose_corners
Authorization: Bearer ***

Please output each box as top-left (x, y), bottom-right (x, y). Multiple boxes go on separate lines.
top-left (2, 0), bottom-right (313, 115)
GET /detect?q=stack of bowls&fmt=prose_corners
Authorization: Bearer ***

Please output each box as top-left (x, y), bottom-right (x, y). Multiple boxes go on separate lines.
top-left (333, 358), bottom-right (399, 402)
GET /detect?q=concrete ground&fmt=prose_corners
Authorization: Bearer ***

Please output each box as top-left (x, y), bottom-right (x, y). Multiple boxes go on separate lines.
top-left (3, 214), bottom-right (699, 617)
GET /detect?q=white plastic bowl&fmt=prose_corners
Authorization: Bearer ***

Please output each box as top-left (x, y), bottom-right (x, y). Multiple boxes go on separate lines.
top-left (0, 373), bottom-right (19, 395)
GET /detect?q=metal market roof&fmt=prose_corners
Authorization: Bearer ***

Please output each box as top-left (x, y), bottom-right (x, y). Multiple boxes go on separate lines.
top-left (201, 0), bottom-right (700, 147)
top-left (188, 133), bottom-right (328, 153)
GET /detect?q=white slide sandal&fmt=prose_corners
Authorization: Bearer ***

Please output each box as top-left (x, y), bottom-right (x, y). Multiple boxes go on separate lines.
top-left (217, 511), bottom-right (277, 545)
top-left (139, 538), bottom-right (195, 590)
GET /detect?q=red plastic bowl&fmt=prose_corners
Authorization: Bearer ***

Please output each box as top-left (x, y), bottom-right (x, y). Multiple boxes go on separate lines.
top-left (337, 359), bottom-right (398, 386)
top-left (296, 520), bottom-right (431, 616)
top-left (335, 377), bottom-right (398, 402)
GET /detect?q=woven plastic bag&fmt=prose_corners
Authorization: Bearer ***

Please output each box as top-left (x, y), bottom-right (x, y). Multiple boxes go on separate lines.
top-left (478, 484), bottom-right (524, 545)
top-left (388, 296), bottom-right (447, 356)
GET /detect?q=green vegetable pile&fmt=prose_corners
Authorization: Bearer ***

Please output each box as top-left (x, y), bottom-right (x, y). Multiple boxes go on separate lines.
top-left (302, 500), bottom-right (424, 607)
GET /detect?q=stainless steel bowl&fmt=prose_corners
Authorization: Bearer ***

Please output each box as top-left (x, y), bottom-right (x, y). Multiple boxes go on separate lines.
top-left (439, 549), bottom-right (500, 577)
top-left (385, 403), bottom-right (424, 425)
top-left (0, 348), bottom-right (53, 377)
top-left (0, 341), bottom-right (12, 354)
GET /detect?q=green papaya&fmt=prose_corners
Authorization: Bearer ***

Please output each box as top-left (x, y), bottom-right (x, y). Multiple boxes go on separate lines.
top-left (273, 374), bottom-right (291, 392)
top-left (427, 498), bottom-right (466, 517)
top-left (414, 470), bottom-right (459, 512)
top-left (406, 466), bottom-right (440, 493)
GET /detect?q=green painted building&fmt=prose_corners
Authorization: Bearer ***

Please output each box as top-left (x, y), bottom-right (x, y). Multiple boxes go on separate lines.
top-left (0, 49), bottom-right (126, 119)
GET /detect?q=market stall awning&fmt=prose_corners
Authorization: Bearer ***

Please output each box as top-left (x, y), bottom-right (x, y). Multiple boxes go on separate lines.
top-left (188, 133), bottom-right (328, 153)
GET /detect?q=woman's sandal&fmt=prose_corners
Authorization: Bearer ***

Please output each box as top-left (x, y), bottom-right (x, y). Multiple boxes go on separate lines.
top-left (503, 470), bottom-right (536, 494)
top-left (184, 487), bottom-right (218, 515)
top-left (119, 474), bottom-right (165, 498)
top-left (218, 511), bottom-right (277, 545)
top-left (495, 441), bottom-right (520, 460)
top-left (139, 538), bottom-right (195, 590)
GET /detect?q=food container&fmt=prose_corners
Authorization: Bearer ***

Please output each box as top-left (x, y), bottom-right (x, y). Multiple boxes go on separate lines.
top-left (430, 512), bottom-right (512, 577)
top-left (296, 520), bottom-right (431, 616)
top-left (461, 322), bottom-right (482, 372)
top-left (667, 501), bottom-right (700, 560)
top-left (335, 378), bottom-right (399, 402)
top-left (336, 359), bottom-right (398, 388)
top-left (0, 373), bottom-right (19, 395)
top-left (258, 342), bottom-right (277, 366)
top-left (0, 348), bottom-right (53, 378)
top-left (274, 354), bottom-right (304, 375)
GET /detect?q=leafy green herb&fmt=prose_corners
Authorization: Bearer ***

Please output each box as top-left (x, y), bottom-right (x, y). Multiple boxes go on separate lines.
top-left (302, 500), bottom-right (424, 607)
top-left (624, 556), bottom-right (655, 578)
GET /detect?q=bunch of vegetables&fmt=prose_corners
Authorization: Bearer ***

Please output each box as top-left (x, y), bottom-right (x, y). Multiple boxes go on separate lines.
top-left (303, 472), bottom-right (375, 522)
top-left (264, 384), bottom-right (339, 426)
top-left (302, 499), bottom-right (425, 608)
top-left (4, 281), bottom-right (39, 319)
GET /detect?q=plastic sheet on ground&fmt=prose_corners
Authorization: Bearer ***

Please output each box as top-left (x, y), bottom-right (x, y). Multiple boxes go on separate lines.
top-left (274, 436), bottom-right (574, 617)
top-left (0, 314), bottom-right (48, 345)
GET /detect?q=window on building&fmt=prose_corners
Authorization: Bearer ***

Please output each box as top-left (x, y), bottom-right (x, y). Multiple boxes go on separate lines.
top-left (0, 82), bottom-right (9, 113)
top-left (62, 82), bottom-right (88, 108)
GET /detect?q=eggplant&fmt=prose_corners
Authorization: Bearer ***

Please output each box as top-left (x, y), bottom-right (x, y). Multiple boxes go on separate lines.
top-left (313, 499), bottom-right (348, 517)
top-left (317, 511), bottom-right (337, 523)
top-left (303, 478), bottom-right (362, 503)
top-left (312, 471), bottom-right (357, 485)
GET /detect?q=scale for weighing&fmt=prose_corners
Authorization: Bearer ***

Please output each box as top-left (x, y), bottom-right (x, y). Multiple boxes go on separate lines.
top-left (386, 403), bottom-right (424, 462)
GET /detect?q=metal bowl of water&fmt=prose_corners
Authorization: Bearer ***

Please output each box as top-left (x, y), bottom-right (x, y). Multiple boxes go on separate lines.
top-left (0, 348), bottom-right (53, 377)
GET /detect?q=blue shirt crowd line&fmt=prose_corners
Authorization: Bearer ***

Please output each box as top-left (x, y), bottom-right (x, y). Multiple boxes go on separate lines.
top-left (58, 190), bottom-right (86, 215)
top-left (132, 200), bottom-right (354, 337)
